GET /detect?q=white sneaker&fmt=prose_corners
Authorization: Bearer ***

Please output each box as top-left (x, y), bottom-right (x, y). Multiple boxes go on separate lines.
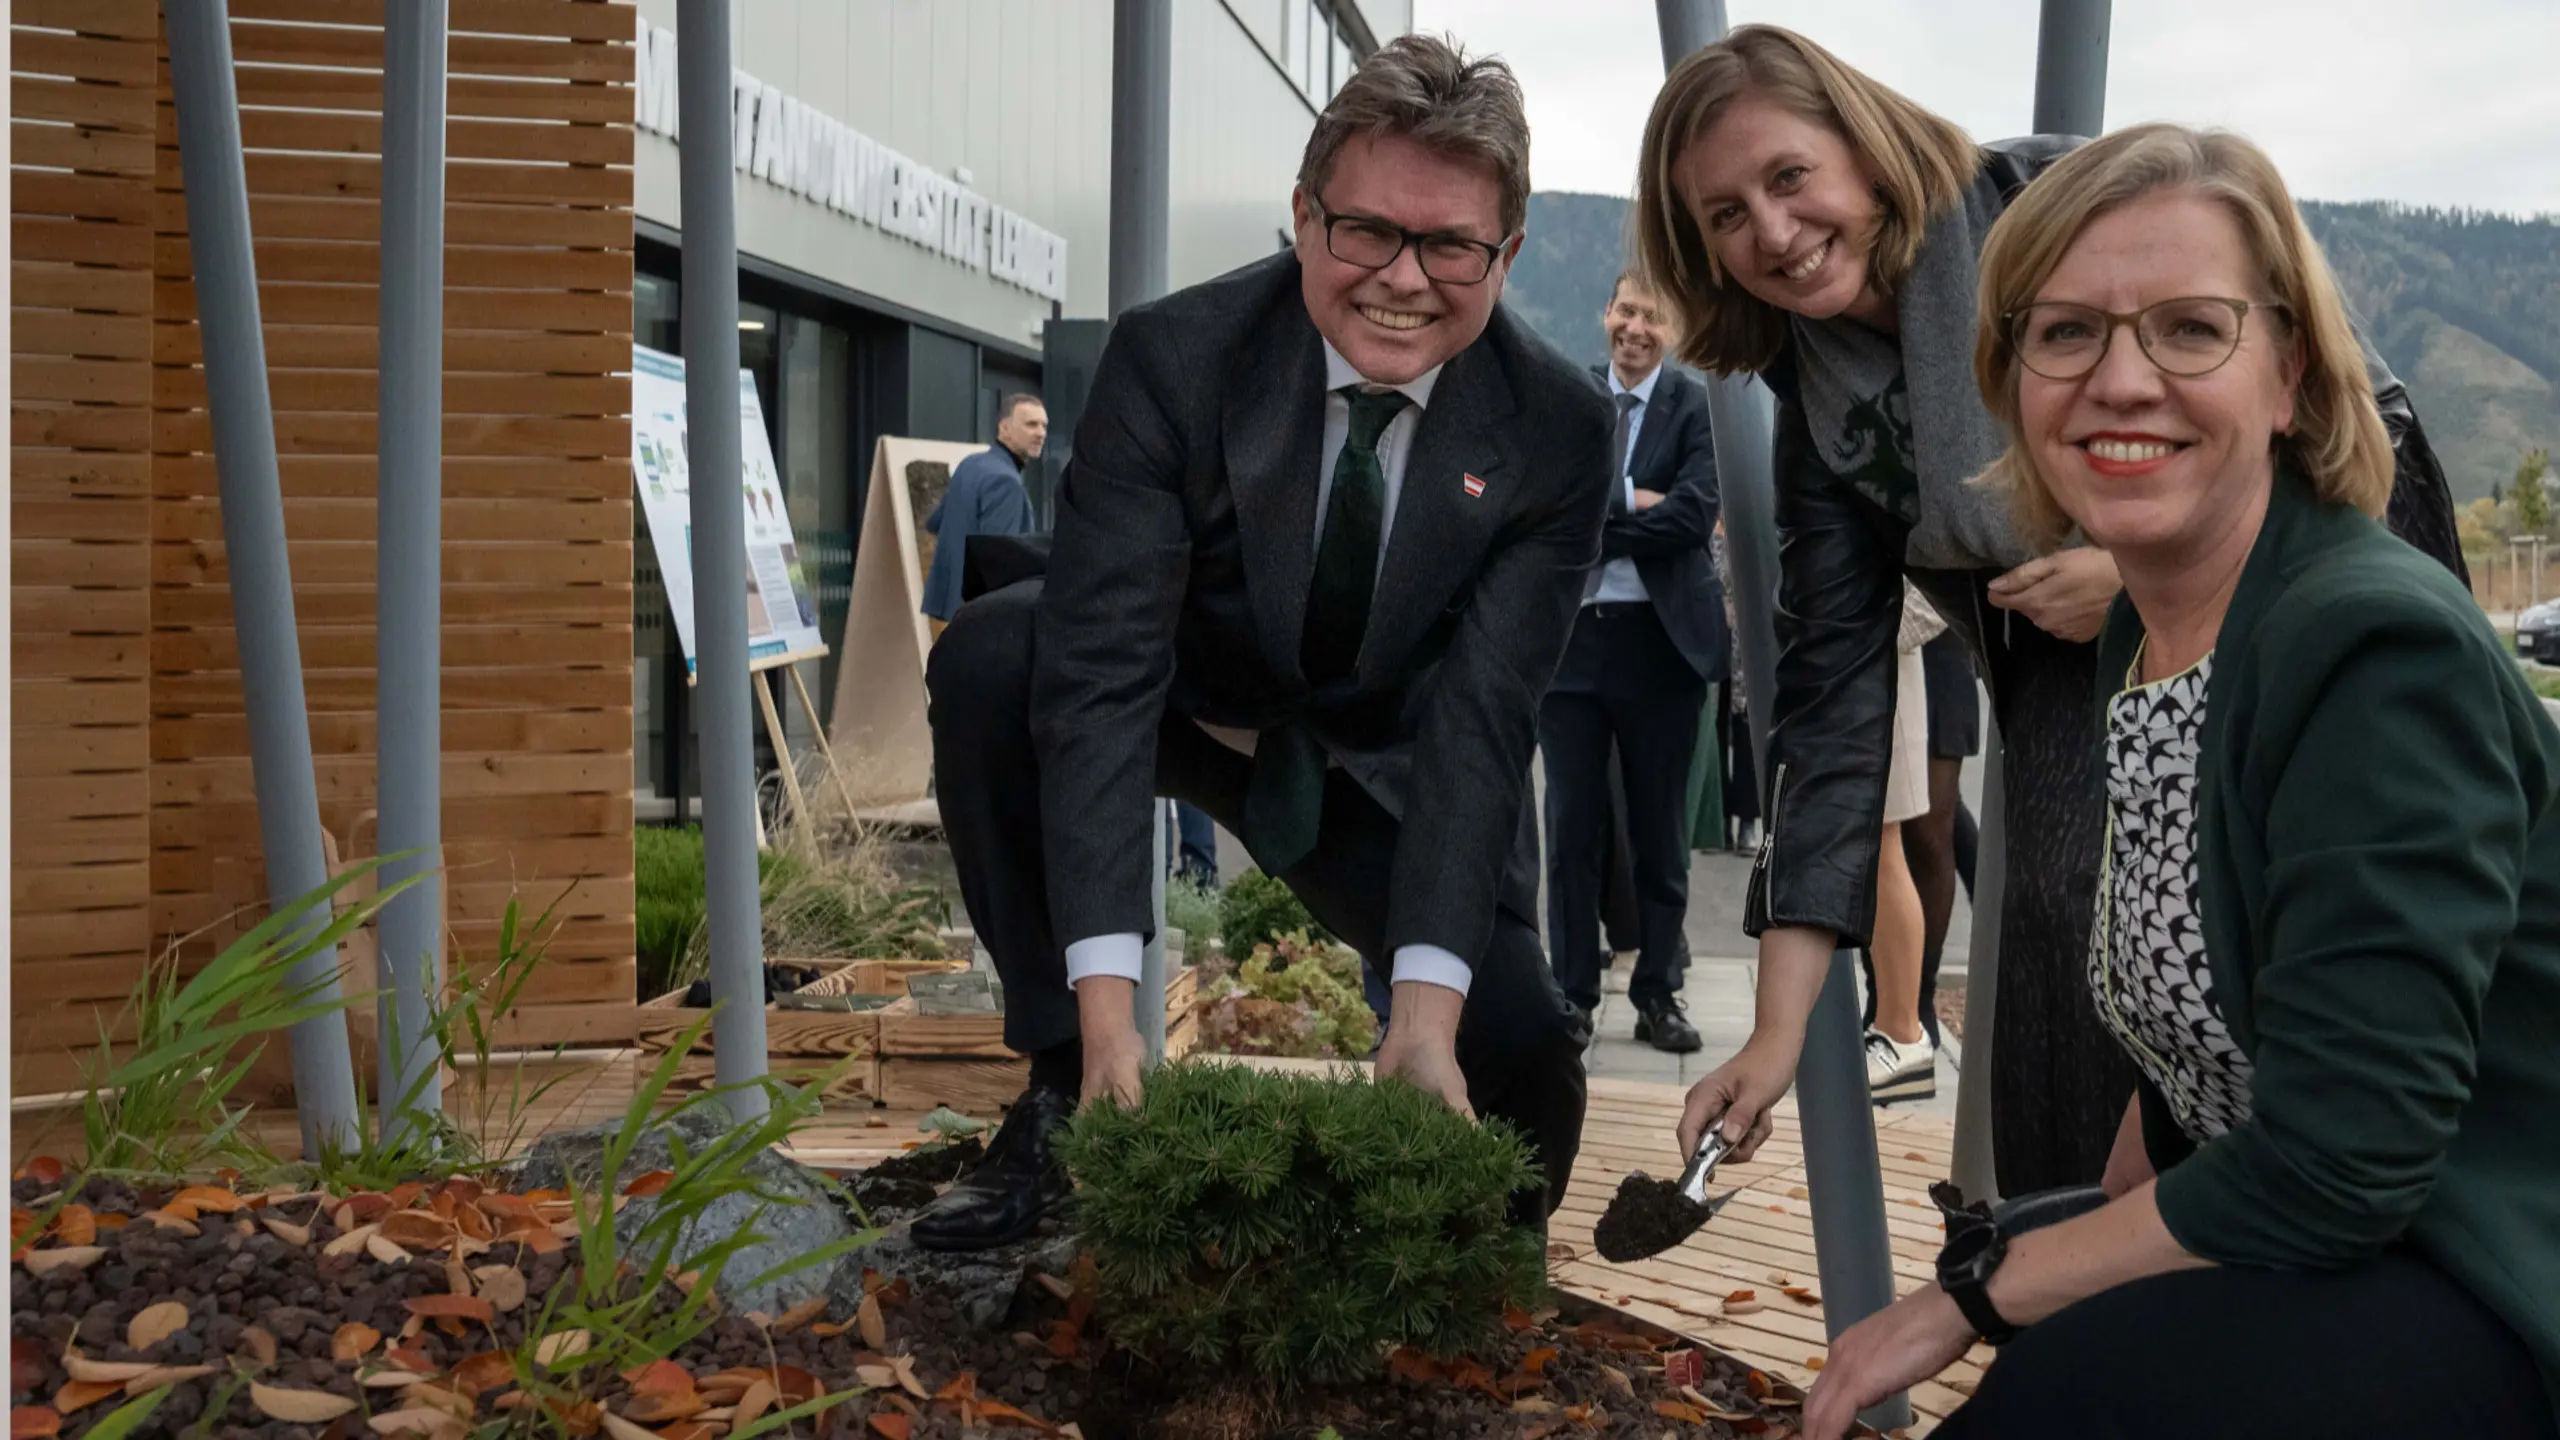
top-left (1864, 1029), bottom-right (1937, 1104)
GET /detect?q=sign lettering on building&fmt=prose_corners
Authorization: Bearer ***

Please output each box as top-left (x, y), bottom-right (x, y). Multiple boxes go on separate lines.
top-left (634, 18), bottom-right (1068, 304)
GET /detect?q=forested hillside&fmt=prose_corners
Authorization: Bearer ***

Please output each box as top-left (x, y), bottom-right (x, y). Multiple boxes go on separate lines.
top-left (1504, 192), bottom-right (2560, 504)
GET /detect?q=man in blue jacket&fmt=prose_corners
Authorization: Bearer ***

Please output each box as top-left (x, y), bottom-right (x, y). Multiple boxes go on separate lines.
top-left (921, 393), bottom-right (1047, 624)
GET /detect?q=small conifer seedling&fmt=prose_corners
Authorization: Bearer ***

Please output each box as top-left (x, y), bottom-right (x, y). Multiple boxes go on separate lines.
top-left (1055, 1061), bottom-right (1548, 1386)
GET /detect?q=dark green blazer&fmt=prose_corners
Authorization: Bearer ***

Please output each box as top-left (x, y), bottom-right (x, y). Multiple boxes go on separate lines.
top-left (2094, 467), bottom-right (2560, 1418)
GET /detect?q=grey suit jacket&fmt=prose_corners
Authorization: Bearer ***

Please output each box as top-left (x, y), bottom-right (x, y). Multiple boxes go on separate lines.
top-left (1032, 251), bottom-right (1617, 969)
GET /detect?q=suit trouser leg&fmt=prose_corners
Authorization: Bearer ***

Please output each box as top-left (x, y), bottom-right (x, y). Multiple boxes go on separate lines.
top-left (1600, 754), bottom-right (1643, 956)
top-left (925, 580), bottom-right (1082, 1060)
top-left (1155, 726), bottom-right (1588, 1227)
top-left (1605, 672), bottom-right (1707, 1011)
top-left (1538, 691), bottom-right (1615, 1016)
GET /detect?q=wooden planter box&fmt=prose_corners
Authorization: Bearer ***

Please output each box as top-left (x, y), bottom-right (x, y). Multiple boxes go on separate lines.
top-left (638, 959), bottom-right (909, 1100)
top-left (874, 964), bottom-right (1200, 1112)
top-left (638, 958), bottom-right (1201, 1114)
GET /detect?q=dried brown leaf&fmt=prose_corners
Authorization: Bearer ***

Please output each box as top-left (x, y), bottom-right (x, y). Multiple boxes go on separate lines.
top-left (732, 1380), bottom-right (776, 1431)
top-left (251, 1383), bottom-right (359, 1423)
top-left (367, 1234), bottom-right (413, 1266)
top-left (857, 1292), bottom-right (887, 1351)
top-left (473, 1266), bottom-right (528, 1313)
top-left (20, 1248), bottom-right (104, 1277)
top-left (853, 1365), bottom-right (896, 1390)
top-left (534, 1330), bottom-right (591, 1367)
top-left (48, 1384), bottom-right (118, 1416)
top-left (52, 1208), bottom-right (95, 1248)
top-left (9, 1407), bottom-right (59, 1440)
top-left (125, 1302), bottom-right (189, 1352)
top-left (122, 1365), bottom-right (213, 1395)
top-left (323, 1223), bottom-right (381, 1258)
top-left (770, 1296), bottom-right (826, 1335)
top-left (331, 1324), bottom-right (382, 1363)
top-left (366, 1409), bottom-right (463, 1439)
top-left (403, 1295), bottom-right (494, 1325)
top-left (240, 1326), bottom-right (279, 1368)
top-left (381, 1212), bottom-right (456, 1253)
top-left (59, 1352), bottom-right (154, 1385)
top-left (174, 1186), bottom-right (247, 1215)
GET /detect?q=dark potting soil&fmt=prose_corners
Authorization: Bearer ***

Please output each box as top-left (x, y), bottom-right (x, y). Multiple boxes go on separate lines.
top-left (11, 1162), bottom-right (1812, 1440)
top-left (1590, 1174), bottom-right (1713, 1265)
top-left (846, 1137), bottom-right (985, 1216)
top-left (676, 961), bottom-right (828, 1009)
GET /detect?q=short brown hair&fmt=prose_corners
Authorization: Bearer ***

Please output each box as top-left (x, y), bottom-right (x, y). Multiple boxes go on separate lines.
top-left (1299, 33), bottom-right (1531, 238)
top-left (1632, 25), bottom-right (1979, 375)
top-left (1971, 124), bottom-right (2393, 549)
top-left (998, 392), bottom-right (1043, 422)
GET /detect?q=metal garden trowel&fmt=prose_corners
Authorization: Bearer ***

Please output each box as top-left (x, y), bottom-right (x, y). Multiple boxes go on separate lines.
top-left (1592, 1129), bottom-right (1742, 1263)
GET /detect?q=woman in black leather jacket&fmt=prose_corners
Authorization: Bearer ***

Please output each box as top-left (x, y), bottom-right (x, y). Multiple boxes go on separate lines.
top-left (1631, 26), bottom-right (2470, 1193)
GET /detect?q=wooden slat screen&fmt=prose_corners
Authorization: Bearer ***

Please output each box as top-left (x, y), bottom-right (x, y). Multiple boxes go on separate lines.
top-left (11, 0), bottom-right (638, 1091)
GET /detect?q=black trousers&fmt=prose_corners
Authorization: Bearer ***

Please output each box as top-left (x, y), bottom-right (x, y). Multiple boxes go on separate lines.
top-left (925, 580), bottom-right (1590, 1223)
top-left (1915, 571), bottom-right (2136, 1195)
top-left (1539, 603), bottom-right (1707, 1014)
top-left (1935, 1250), bottom-right (2556, 1438)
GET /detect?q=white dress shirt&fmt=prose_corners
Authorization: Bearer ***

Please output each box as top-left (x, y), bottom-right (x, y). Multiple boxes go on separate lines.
top-left (1587, 363), bottom-right (1659, 605)
top-left (1065, 339), bottom-right (1476, 999)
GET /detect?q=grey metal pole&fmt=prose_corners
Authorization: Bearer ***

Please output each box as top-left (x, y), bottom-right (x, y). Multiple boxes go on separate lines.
top-left (2031, 0), bottom-right (2112, 137)
top-left (166, 0), bottom-right (364, 1157)
top-left (1111, 0), bottom-right (1175, 1051)
top-left (679, 0), bottom-right (771, 1119)
top-left (1949, 732), bottom-right (2007, 1202)
top-left (376, 0), bottom-right (449, 1139)
top-left (1107, 0), bottom-right (1172, 321)
top-left (1658, 2), bottom-right (1908, 1430)
top-left (1141, 803), bottom-right (1169, 1065)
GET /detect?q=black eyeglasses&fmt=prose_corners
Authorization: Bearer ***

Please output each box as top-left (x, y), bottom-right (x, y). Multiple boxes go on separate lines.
top-left (1312, 195), bottom-right (1511, 285)
top-left (2004, 297), bottom-right (2289, 381)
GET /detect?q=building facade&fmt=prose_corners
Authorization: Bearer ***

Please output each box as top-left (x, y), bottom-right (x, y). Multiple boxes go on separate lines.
top-left (629, 0), bottom-right (1411, 812)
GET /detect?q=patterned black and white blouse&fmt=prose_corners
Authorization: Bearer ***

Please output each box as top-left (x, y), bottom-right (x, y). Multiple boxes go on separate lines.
top-left (2089, 652), bottom-right (2256, 1143)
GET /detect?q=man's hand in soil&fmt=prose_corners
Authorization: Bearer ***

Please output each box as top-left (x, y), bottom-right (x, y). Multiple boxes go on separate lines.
top-left (1073, 976), bottom-right (1147, 1110)
top-left (1801, 1284), bottom-right (1975, 1440)
top-left (1376, 980), bottom-right (1475, 1120)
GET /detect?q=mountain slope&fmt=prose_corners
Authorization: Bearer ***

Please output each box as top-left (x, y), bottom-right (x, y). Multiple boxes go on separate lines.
top-left (1503, 191), bottom-right (2560, 504)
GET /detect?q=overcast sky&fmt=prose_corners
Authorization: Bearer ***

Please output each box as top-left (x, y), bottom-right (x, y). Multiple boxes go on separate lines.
top-left (1408, 0), bottom-right (2560, 218)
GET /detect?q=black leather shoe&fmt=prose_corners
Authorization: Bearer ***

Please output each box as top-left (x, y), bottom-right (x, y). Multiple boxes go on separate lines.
top-left (909, 1085), bottom-right (1075, 1252)
top-left (1634, 1001), bottom-right (1703, 1055)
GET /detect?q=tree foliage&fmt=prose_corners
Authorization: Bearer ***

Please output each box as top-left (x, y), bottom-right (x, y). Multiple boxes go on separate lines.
top-left (1057, 1062), bottom-right (1547, 1387)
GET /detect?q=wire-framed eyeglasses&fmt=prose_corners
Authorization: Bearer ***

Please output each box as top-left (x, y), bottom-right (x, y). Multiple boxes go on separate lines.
top-left (2004, 297), bottom-right (2289, 381)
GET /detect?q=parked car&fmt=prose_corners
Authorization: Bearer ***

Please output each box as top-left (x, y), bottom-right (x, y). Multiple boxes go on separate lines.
top-left (2518, 598), bottom-right (2560, 665)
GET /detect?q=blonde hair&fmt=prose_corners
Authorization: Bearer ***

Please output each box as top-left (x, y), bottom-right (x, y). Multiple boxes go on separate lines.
top-left (1971, 124), bottom-right (2394, 550)
top-left (1632, 25), bottom-right (1979, 375)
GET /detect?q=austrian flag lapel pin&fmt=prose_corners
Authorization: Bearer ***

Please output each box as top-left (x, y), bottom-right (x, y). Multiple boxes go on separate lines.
top-left (1461, 472), bottom-right (1487, 499)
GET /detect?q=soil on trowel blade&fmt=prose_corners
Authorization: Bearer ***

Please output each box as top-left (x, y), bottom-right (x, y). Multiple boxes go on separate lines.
top-left (1591, 1173), bottom-right (1713, 1263)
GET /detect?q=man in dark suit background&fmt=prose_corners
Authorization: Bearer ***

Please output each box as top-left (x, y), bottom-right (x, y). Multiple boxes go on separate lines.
top-left (919, 393), bottom-right (1046, 625)
top-left (915, 35), bottom-right (1613, 1252)
top-left (1542, 270), bottom-right (1724, 1053)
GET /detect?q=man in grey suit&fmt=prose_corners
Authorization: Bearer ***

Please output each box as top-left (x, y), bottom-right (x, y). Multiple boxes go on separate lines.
top-left (920, 394), bottom-right (1046, 624)
top-left (915, 35), bottom-right (1613, 1252)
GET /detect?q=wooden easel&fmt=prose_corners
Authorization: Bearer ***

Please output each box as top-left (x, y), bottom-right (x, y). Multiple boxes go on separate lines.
top-left (692, 645), bottom-right (861, 848)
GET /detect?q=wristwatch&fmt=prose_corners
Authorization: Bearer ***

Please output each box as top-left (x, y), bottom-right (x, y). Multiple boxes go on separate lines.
top-left (1930, 1181), bottom-right (2020, 1346)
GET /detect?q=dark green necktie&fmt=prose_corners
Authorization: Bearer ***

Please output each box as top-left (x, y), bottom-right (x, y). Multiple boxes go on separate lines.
top-left (1244, 385), bottom-right (1409, 873)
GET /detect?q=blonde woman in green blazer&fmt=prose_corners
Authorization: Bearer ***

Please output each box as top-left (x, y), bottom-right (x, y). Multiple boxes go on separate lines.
top-left (1800, 124), bottom-right (2560, 1440)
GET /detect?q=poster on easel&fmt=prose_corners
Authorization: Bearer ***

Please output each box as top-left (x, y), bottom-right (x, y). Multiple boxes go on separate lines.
top-left (630, 343), bottom-right (826, 675)
top-left (824, 435), bottom-right (992, 821)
